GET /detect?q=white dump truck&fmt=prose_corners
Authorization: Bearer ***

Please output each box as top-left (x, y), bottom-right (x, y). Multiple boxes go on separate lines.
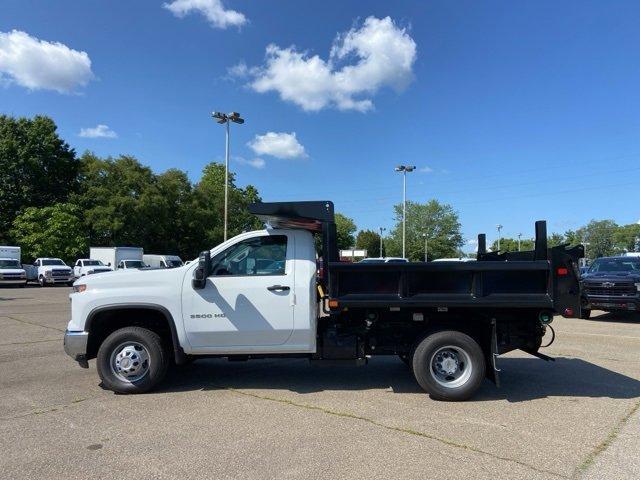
top-left (0, 246), bottom-right (27, 287)
top-left (89, 247), bottom-right (146, 270)
top-left (25, 258), bottom-right (74, 286)
top-left (142, 254), bottom-right (184, 269)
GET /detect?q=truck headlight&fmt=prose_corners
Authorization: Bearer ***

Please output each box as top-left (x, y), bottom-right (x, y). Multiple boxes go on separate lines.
top-left (45, 271), bottom-right (52, 278)
top-left (72, 284), bottom-right (87, 293)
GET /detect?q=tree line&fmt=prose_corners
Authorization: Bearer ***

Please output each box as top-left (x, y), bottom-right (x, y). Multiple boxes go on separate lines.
top-left (491, 220), bottom-right (640, 260)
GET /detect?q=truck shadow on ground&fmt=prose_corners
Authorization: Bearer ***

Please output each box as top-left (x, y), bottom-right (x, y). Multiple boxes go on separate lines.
top-left (159, 355), bottom-right (640, 403)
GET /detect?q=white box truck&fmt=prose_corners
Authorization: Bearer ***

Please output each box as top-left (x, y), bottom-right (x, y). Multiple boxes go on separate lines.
top-left (0, 246), bottom-right (27, 287)
top-left (142, 254), bottom-right (184, 269)
top-left (89, 247), bottom-right (146, 270)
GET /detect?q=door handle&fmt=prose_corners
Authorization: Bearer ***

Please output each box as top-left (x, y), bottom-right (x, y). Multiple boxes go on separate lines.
top-left (267, 285), bottom-right (290, 292)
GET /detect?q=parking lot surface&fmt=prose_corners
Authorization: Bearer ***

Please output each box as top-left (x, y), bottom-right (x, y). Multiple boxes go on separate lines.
top-left (1, 286), bottom-right (639, 479)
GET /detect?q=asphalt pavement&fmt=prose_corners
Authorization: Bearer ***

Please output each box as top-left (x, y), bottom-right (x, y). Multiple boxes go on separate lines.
top-left (1, 286), bottom-right (639, 479)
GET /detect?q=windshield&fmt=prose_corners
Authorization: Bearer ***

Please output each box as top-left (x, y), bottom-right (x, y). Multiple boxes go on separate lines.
top-left (588, 258), bottom-right (640, 273)
top-left (84, 260), bottom-right (104, 266)
top-left (0, 259), bottom-right (21, 269)
top-left (124, 260), bottom-right (146, 268)
top-left (166, 259), bottom-right (183, 268)
top-left (42, 259), bottom-right (66, 266)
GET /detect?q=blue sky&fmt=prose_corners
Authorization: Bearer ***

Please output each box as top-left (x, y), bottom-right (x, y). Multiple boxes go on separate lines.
top-left (2, 0), bottom-right (640, 249)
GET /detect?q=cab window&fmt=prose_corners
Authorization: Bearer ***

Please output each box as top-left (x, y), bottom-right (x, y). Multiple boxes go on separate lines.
top-left (211, 235), bottom-right (287, 276)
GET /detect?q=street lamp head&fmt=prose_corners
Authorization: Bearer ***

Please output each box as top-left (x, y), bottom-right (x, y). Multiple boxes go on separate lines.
top-left (228, 112), bottom-right (244, 124)
top-left (395, 165), bottom-right (405, 172)
top-left (212, 111), bottom-right (227, 123)
top-left (405, 165), bottom-right (416, 172)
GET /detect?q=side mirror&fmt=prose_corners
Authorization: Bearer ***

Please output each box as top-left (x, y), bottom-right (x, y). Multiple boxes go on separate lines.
top-left (192, 250), bottom-right (211, 289)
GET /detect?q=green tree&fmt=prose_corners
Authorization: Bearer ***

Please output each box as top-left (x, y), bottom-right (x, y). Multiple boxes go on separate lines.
top-left (613, 223), bottom-right (640, 253)
top-left (11, 203), bottom-right (88, 264)
top-left (576, 220), bottom-right (618, 260)
top-left (0, 115), bottom-right (79, 242)
top-left (356, 229), bottom-right (381, 257)
top-left (191, 162), bottom-right (262, 252)
top-left (385, 200), bottom-right (463, 261)
top-left (491, 237), bottom-right (535, 252)
top-left (335, 213), bottom-right (357, 250)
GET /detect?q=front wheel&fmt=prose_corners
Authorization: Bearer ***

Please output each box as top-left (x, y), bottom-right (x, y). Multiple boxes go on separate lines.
top-left (412, 330), bottom-right (486, 401)
top-left (97, 327), bottom-right (169, 394)
top-left (38, 275), bottom-right (46, 287)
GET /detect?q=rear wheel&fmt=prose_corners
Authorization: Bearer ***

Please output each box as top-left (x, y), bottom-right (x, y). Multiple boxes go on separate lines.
top-left (412, 330), bottom-right (486, 401)
top-left (97, 326), bottom-right (169, 394)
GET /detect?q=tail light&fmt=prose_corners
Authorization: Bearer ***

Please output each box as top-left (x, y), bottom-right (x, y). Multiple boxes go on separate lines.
top-left (557, 267), bottom-right (568, 276)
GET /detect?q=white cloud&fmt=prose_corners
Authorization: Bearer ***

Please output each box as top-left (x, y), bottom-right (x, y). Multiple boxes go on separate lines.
top-left (234, 156), bottom-right (265, 169)
top-left (163, 0), bottom-right (247, 29)
top-left (79, 124), bottom-right (118, 139)
top-left (419, 166), bottom-right (433, 173)
top-left (248, 132), bottom-right (307, 159)
top-left (243, 16), bottom-right (416, 112)
top-left (0, 30), bottom-right (94, 94)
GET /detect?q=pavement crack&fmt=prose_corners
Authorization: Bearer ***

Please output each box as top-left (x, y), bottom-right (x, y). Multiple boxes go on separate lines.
top-left (3, 315), bottom-right (65, 332)
top-left (0, 338), bottom-right (59, 346)
top-left (227, 388), bottom-right (569, 479)
top-left (573, 398), bottom-right (640, 478)
top-left (0, 395), bottom-right (98, 421)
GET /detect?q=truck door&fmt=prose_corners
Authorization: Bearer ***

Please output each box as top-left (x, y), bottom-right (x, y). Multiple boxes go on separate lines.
top-left (181, 232), bottom-right (295, 349)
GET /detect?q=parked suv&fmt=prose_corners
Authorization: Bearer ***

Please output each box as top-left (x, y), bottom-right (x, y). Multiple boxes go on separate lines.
top-left (580, 256), bottom-right (640, 318)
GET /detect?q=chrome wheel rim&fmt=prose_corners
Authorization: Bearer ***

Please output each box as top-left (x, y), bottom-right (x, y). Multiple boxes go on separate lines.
top-left (429, 345), bottom-right (472, 388)
top-left (110, 342), bottom-right (150, 383)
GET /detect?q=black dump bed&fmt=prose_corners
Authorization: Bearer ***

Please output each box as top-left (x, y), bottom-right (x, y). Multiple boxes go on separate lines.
top-left (249, 201), bottom-right (584, 317)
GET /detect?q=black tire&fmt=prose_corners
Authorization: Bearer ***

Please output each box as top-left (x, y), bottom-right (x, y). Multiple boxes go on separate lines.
top-left (97, 326), bottom-right (169, 394)
top-left (412, 330), bottom-right (486, 401)
top-left (580, 309), bottom-right (591, 320)
top-left (38, 275), bottom-right (46, 287)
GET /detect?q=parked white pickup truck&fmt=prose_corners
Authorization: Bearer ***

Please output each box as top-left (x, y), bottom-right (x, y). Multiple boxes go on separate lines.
top-left (0, 246), bottom-right (27, 287)
top-left (73, 259), bottom-right (112, 278)
top-left (25, 258), bottom-right (74, 286)
top-left (64, 201), bottom-right (583, 401)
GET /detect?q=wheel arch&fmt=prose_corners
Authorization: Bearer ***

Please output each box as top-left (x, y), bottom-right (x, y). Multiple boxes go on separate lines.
top-left (85, 303), bottom-right (186, 364)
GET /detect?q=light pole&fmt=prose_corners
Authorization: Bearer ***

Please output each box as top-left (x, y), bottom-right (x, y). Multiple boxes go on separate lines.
top-left (212, 111), bottom-right (245, 241)
top-left (395, 165), bottom-right (416, 259)
top-left (517, 233), bottom-right (522, 252)
top-left (422, 233), bottom-right (428, 262)
top-left (379, 227), bottom-right (386, 258)
top-left (496, 224), bottom-right (503, 251)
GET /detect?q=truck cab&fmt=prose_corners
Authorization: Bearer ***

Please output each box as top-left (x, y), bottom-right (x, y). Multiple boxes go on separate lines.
top-left (25, 258), bottom-right (74, 286)
top-left (0, 258), bottom-right (27, 286)
top-left (73, 259), bottom-right (113, 278)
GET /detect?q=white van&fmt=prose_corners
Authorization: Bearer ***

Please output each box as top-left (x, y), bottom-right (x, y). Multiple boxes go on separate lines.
top-left (142, 254), bottom-right (183, 269)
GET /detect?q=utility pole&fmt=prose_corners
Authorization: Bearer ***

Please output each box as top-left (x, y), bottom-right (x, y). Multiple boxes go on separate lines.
top-left (379, 227), bottom-right (386, 258)
top-left (422, 233), bottom-right (428, 261)
top-left (395, 165), bottom-right (416, 259)
top-left (496, 224), bottom-right (503, 251)
top-left (212, 111), bottom-right (245, 241)
top-left (517, 233), bottom-right (522, 252)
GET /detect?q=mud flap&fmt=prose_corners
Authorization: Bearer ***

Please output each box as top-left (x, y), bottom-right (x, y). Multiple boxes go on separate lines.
top-left (487, 318), bottom-right (501, 387)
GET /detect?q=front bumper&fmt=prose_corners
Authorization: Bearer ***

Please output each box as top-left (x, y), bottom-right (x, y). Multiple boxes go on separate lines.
top-left (0, 278), bottom-right (27, 285)
top-left (46, 276), bottom-right (74, 283)
top-left (63, 330), bottom-right (89, 367)
top-left (584, 295), bottom-right (640, 311)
